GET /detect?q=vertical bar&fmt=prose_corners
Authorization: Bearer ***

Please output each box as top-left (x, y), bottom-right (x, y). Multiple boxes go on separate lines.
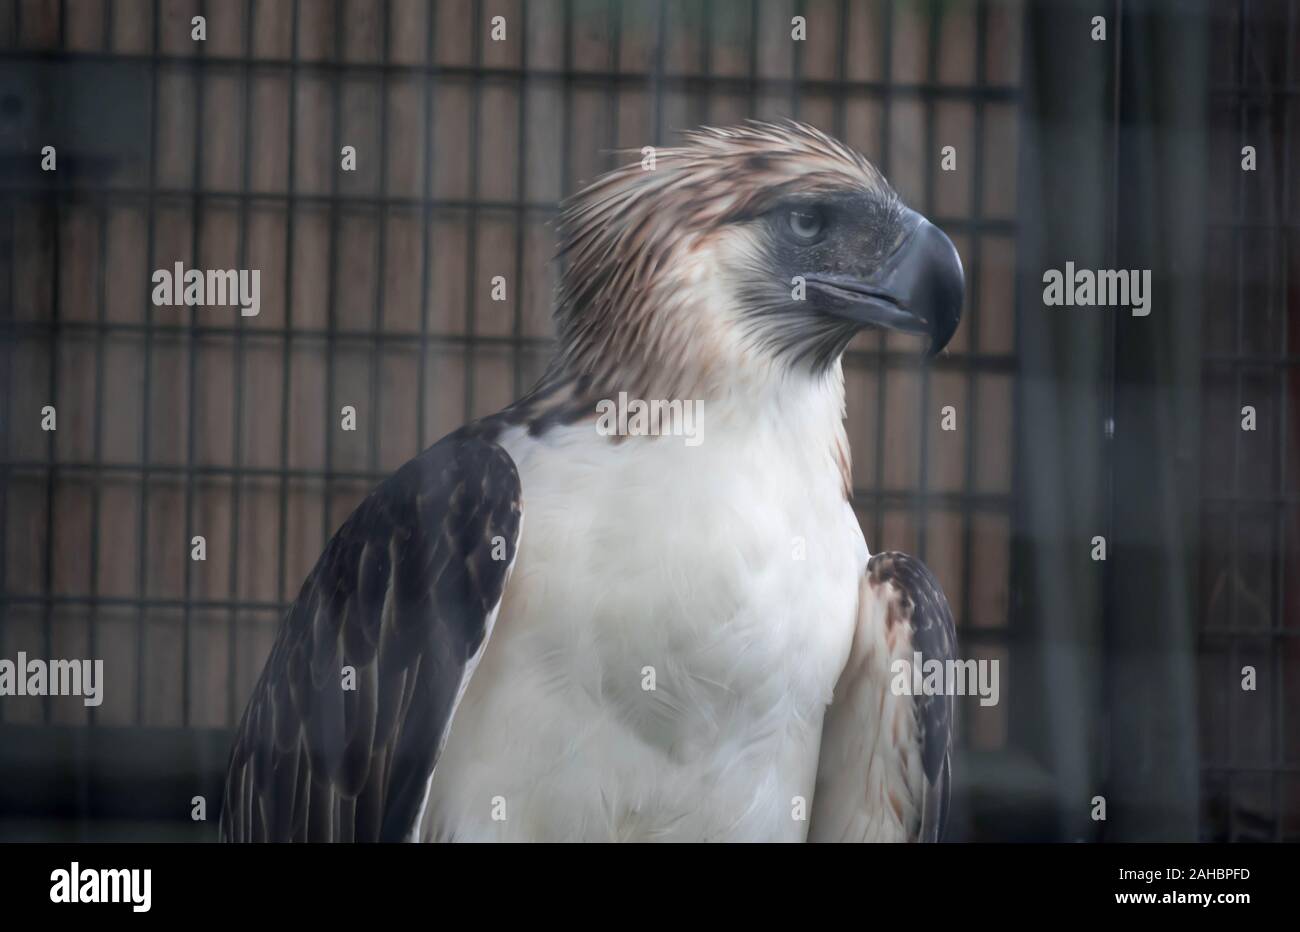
top-left (1085, 0), bottom-right (1124, 841)
top-left (134, 0), bottom-right (162, 725)
top-left (226, 0), bottom-right (256, 726)
top-left (1101, 0), bottom-right (1126, 842)
top-left (415, 2), bottom-right (436, 450)
top-left (610, 0), bottom-right (623, 157)
top-left (181, 0), bottom-right (209, 728)
top-left (49, 0), bottom-right (67, 731)
top-left (1273, 0), bottom-right (1297, 841)
top-left (562, 0), bottom-right (573, 197)
top-left (0, 73), bottom-right (12, 724)
top-left (699, 0), bottom-right (710, 125)
top-left (462, 0), bottom-right (482, 424)
top-left (790, 0), bottom-right (804, 117)
top-left (1228, 0), bottom-right (1248, 840)
top-left (1002, 0), bottom-right (1027, 754)
top-left (276, 0), bottom-right (302, 617)
top-left (873, 0), bottom-right (895, 552)
top-left (961, 0), bottom-right (990, 634)
top-left (832, 0), bottom-right (848, 139)
top-left (512, 4), bottom-right (532, 397)
top-left (41, 134), bottom-right (59, 727)
top-left (368, 0), bottom-right (392, 471)
top-left (85, 0), bottom-right (118, 732)
top-left (652, 0), bottom-right (666, 145)
top-left (748, 0), bottom-right (758, 110)
top-left (915, 0), bottom-right (940, 561)
top-left (322, 0), bottom-right (344, 549)
top-left (88, 44), bottom-right (112, 727)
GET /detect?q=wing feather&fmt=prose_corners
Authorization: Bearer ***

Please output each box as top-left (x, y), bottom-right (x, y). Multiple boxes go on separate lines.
top-left (220, 431), bottom-right (522, 842)
top-left (810, 550), bottom-right (956, 842)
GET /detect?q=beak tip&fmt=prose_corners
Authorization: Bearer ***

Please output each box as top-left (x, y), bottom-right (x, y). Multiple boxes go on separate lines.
top-left (922, 222), bottom-right (964, 358)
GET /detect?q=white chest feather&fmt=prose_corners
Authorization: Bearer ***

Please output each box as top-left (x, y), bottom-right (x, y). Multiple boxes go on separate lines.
top-left (424, 381), bottom-right (868, 841)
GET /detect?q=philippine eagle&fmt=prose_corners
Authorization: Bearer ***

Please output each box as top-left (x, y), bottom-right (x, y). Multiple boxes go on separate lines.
top-left (222, 121), bottom-right (962, 842)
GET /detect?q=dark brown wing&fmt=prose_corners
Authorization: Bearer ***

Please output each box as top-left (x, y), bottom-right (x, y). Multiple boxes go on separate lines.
top-left (220, 432), bottom-right (522, 842)
top-left (876, 552), bottom-right (957, 842)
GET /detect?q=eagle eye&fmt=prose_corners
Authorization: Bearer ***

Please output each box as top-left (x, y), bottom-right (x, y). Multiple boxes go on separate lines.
top-left (784, 206), bottom-right (826, 245)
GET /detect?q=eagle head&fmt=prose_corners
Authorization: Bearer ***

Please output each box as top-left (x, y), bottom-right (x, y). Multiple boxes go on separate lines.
top-left (555, 120), bottom-right (963, 400)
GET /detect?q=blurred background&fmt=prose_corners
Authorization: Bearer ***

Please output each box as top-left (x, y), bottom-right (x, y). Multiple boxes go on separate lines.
top-left (0, 0), bottom-right (1295, 841)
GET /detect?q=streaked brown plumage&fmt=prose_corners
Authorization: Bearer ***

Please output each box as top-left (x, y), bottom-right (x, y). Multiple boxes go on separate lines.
top-left (554, 120), bottom-right (897, 403)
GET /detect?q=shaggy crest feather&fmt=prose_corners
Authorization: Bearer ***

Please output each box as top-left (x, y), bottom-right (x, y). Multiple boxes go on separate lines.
top-left (552, 120), bottom-right (892, 400)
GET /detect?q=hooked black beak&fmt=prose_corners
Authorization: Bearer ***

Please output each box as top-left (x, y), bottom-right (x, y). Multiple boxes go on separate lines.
top-left (803, 209), bottom-right (964, 357)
